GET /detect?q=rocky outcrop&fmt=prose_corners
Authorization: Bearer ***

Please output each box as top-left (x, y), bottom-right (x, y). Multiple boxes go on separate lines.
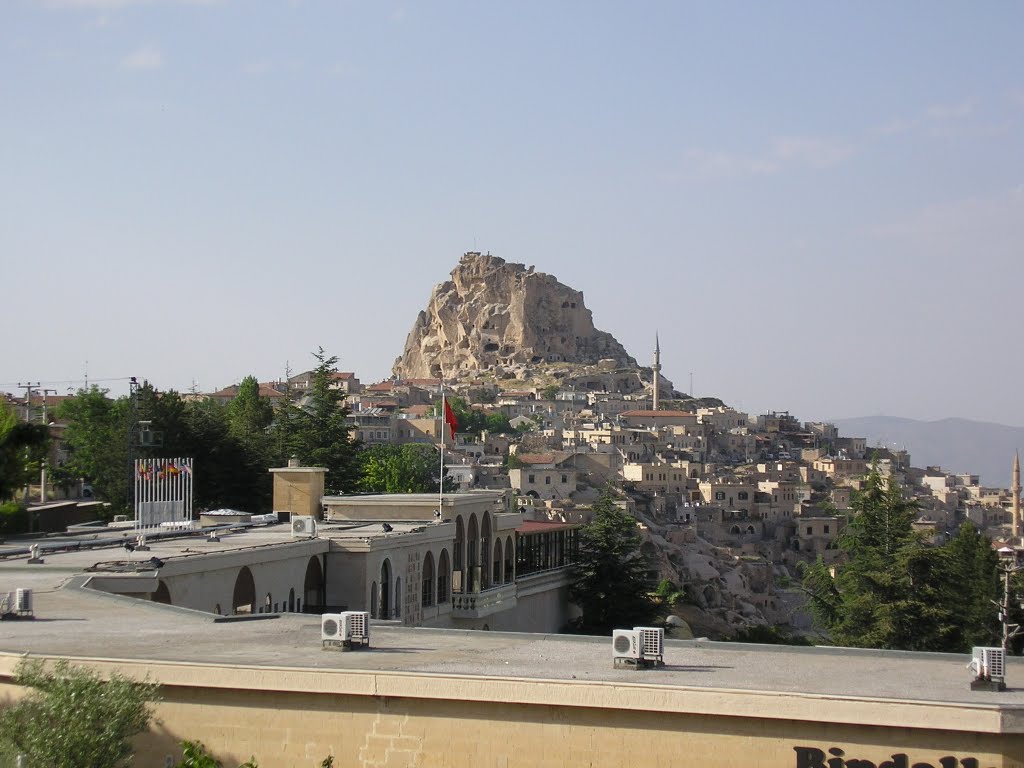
top-left (393, 252), bottom-right (637, 380)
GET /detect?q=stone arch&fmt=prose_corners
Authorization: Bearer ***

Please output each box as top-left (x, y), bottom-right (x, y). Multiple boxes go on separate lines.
top-left (395, 576), bottom-right (402, 618)
top-left (232, 566), bottom-right (256, 614)
top-left (467, 513), bottom-right (479, 591)
top-left (304, 556), bottom-right (324, 613)
top-left (746, 525), bottom-right (756, 535)
top-left (504, 535), bottom-right (514, 582)
top-left (730, 525), bottom-right (741, 535)
top-left (437, 549), bottom-right (451, 603)
top-left (422, 551), bottom-right (435, 607)
top-left (493, 538), bottom-right (503, 585)
top-left (380, 559), bottom-right (392, 618)
top-left (481, 512), bottom-right (492, 589)
top-left (152, 580), bottom-right (171, 605)
top-left (453, 515), bottom-right (465, 592)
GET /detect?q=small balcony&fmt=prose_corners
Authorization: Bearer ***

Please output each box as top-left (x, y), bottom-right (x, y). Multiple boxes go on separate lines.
top-left (450, 583), bottom-right (518, 619)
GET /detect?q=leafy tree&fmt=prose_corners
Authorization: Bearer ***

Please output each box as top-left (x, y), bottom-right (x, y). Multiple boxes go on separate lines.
top-left (0, 658), bottom-right (157, 768)
top-left (0, 400), bottom-right (49, 502)
top-left (183, 398), bottom-right (270, 513)
top-left (570, 487), bottom-right (658, 634)
top-left (0, 502), bottom-right (29, 535)
top-left (944, 522), bottom-right (1000, 648)
top-left (226, 376), bottom-right (274, 457)
top-left (801, 467), bottom-right (994, 652)
top-left (358, 444), bottom-right (443, 494)
top-left (653, 578), bottom-right (685, 607)
top-left (442, 397), bottom-right (512, 436)
top-left (290, 348), bottom-right (359, 494)
top-left (174, 740), bottom-right (258, 768)
top-left (540, 384), bottom-right (560, 400)
top-left (57, 387), bottom-right (130, 514)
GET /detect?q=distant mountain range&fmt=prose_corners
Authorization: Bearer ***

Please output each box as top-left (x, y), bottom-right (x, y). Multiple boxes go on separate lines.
top-left (830, 415), bottom-right (1024, 488)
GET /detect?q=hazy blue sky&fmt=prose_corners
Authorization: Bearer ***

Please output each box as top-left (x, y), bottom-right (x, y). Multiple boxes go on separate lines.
top-left (3, 1), bottom-right (1022, 425)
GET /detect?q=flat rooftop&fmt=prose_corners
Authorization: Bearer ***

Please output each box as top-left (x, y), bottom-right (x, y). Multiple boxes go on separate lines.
top-left (1, 525), bottom-right (1023, 735)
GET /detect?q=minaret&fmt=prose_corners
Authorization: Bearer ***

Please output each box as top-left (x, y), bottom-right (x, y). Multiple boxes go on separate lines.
top-left (1013, 452), bottom-right (1021, 540)
top-left (652, 334), bottom-right (661, 411)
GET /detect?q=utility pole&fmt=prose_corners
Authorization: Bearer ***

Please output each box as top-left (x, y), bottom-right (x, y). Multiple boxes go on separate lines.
top-left (997, 560), bottom-right (1024, 652)
top-left (38, 389), bottom-right (56, 503)
top-left (16, 382), bottom-right (39, 505)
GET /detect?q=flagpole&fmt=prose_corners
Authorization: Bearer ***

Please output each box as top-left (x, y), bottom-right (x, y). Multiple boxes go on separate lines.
top-left (439, 384), bottom-right (445, 520)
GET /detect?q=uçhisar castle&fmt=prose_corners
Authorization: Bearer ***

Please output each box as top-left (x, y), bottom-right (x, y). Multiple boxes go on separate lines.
top-left (1, 251), bottom-right (1023, 766)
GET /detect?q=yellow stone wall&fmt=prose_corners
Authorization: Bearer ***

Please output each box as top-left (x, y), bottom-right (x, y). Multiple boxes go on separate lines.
top-left (0, 657), bottom-right (1021, 768)
top-left (271, 468), bottom-right (326, 519)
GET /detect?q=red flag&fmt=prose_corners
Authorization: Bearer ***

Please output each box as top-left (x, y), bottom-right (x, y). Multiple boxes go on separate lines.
top-left (443, 399), bottom-right (458, 440)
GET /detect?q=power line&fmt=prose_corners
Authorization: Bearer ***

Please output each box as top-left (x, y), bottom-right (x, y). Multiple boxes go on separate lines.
top-left (0, 376), bottom-right (135, 389)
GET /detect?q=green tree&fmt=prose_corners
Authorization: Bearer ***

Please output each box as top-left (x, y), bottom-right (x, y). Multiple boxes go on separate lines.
top-left (174, 740), bottom-right (258, 768)
top-left (290, 348), bottom-right (359, 494)
top-left (0, 658), bottom-right (157, 768)
top-left (57, 387), bottom-right (130, 514)
top-left (570, 487), bottom-right (658, 634)
top-left (226, 376), bottom-right (274, 456)
top-left (0, 400), bottom-right (49, 502)
top-left (944, 522), bottom-right (1000, 648)
top-left (801, 467), bottom-right (988, 652)
top-left (358, 443), bottom-right (443, 494)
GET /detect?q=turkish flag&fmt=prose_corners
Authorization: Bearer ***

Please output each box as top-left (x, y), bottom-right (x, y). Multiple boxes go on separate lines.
top-left (444, 399), bottom-right (458, 440)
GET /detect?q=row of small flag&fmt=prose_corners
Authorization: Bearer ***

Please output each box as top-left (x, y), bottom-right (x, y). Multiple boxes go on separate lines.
top-left (137, 459), bottom-right (192, 479)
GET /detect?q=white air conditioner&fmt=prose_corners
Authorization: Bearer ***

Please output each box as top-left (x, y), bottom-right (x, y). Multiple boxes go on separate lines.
top-left (14, 588), bottom-right (31, 614)
top-left (342, 610), bottom-right (370, 646)
top-left (634, 626), bottom-right (664, 663)
top-left (321, 613), bottom-right (345, 644)
top-left (612, 629), bottom-right (642, 661)
top-left (971, 646), bottom-right (1006, 683)
top-left (292, 515), bottom-right (317, 538)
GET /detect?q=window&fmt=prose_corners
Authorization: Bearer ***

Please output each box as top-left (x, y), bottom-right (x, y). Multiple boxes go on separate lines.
top-left (545, 476), bottom-right (551, 485)
top-left (824, 525), bottom-right (830, 534)
top-left (528, 474), bottom-right (535, 484)
top-left (561, 474), bottom-right (568, 483)
top-left (807, 526), bottom-right (813, 535)
top-left (738, 491), bottom-right (749, 500)
top-left (715, 491), bottom-right (725, 501)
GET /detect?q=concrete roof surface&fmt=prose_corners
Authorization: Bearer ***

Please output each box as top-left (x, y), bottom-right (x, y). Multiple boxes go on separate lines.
top-left (1, 526), bottom-right (1022, 715)
top-left (0, 574), bottom-right (1020, 709)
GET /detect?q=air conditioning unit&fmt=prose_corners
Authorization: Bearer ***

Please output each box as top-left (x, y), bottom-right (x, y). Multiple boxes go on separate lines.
top-left (612, 629), bottom-right (642, 666)
top-left (14, 588), bottom-right (32, 615)
top-left (970, 646), bottom-right (1006, 689)
top-left (343, 610), bottom-right (370, 647)
top-left (634, 626), bottom-right (664, 665)
top-left (292, 515), bottom-right (317, 539)
top-left (322, 611), bottom-right (370, 650)
top-left (321, 613), bottom-right (345, 645)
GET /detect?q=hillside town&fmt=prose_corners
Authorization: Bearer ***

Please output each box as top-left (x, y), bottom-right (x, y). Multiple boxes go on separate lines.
top-left (3, 253), bottom-right (1021, 640)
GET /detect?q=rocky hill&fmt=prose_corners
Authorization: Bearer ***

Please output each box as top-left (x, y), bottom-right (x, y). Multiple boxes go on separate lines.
top-left (393, 252), bottom-right (639, 382)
